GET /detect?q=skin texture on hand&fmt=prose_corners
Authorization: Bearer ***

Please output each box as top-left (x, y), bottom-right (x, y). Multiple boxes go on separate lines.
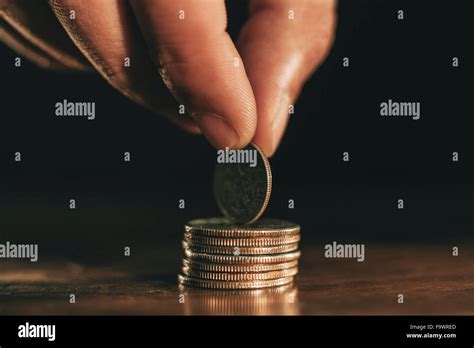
top-left (238, 0), bottom-right (337, 156)
top-left (0, 0), bottom-right (337, 156)
top-left (0, 0), bottom-right (90, 70)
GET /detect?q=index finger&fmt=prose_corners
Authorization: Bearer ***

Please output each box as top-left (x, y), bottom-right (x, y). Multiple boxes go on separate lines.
top-left (130, 0), bottom-right (257, 150)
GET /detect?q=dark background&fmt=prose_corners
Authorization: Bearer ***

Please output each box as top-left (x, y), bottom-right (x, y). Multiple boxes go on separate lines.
top-left (0, 0), bottom-right (472, 264)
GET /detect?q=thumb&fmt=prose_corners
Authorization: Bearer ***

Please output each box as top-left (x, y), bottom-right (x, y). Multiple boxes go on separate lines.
top-left (238, 0), bottom-right (337, 156)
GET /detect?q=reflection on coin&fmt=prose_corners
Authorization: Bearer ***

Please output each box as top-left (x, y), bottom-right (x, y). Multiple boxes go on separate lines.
top-left (178, 274), bottom-right (294, 289)
top-left (213, 143), bottom-right (272, 224)
top-left (183, 258), bottom-right (298, 273)
top-left (183, 233), bottom-right (300, 247)
top-left (183, 241), bottom-right (298, 255)
top-left (185, 218), bottom-right (300, 238)
top-left (184, 249), bottom-right (301, 264)
top-left (182, 266), bottom-right (298, 281)
top-left (179, 284), bottom-right (299, 314)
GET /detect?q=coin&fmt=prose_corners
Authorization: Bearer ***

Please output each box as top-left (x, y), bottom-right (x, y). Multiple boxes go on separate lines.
top-left (183, 240), bottom-right (299, 255)
top-left (185, 218), bottom-right (300, 238)
top-left (213, 143), bottom-right (272, 224)
top-left (183, 233), bottom-right (300, 247)
top-left (182, 266), bottom-right (298, 281)
top-left (184, 249), bottom-right (301, 264)
top-left (178, 274), bottom-right (294, 289)
top-left (183, 258), bottom-right (299, 273)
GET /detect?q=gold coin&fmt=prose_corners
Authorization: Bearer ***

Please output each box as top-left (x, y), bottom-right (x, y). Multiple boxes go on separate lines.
top-left (182, 266), bottom-right (298, 281)
top-left (178, 274), bottom-right (294, 289)
top-left (183, 258), bottom-right (298, 273)
top-left (184, 249), bottom-right (301, 264)
top-left (183, 233), bottom-right (300, 247)
top-left (183, 240), bottom-right (298, 255)
top-left (185, 218), bottom-right (300, 238)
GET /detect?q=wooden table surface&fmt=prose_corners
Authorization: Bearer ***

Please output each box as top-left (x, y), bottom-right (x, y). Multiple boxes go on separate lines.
top-left (1, 244), bottom-right (473, 315)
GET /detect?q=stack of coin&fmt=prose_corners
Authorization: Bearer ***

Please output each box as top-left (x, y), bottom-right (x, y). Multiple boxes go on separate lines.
top-left (178, 143), bottom-right (301, 289)
top-left (178, 218), bottom-right (301, 289)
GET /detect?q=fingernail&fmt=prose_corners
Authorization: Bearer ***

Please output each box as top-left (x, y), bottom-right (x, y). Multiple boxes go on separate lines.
top-left (270, 93), bottom-right (291, 156)
top-left (192, 112), bottom-right (240, 149)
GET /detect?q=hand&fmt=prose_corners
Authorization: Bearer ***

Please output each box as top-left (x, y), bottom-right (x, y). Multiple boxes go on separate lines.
top-left (1, 0), bottom-right (336, 156)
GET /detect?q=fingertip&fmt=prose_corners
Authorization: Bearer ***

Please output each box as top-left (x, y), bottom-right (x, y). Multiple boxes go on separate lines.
top-left (192, 110), bottom-right (255, 150)
top-left (192, 112), bottom-right (239, 149)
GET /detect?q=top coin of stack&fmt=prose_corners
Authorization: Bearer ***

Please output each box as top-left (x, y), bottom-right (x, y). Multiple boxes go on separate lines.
top-left (178, 143), bottom-right (301, 289)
